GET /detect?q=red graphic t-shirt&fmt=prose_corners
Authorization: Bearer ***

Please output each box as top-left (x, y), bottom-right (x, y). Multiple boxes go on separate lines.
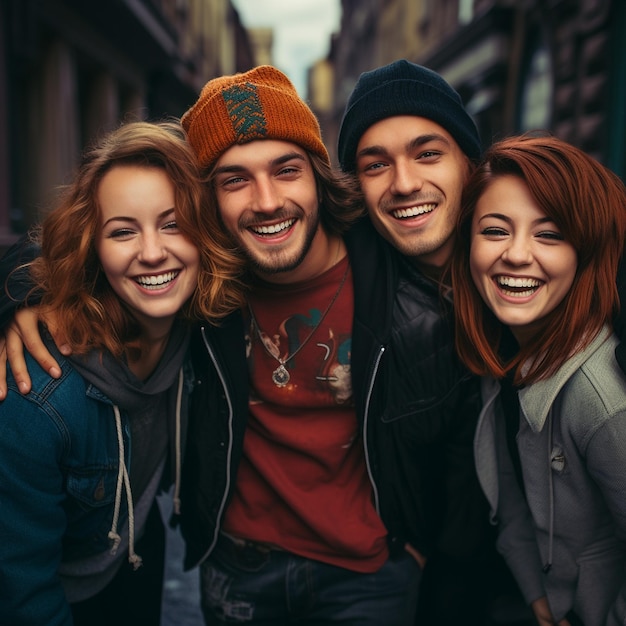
top-left (222, 256), bottom-right (389, 573)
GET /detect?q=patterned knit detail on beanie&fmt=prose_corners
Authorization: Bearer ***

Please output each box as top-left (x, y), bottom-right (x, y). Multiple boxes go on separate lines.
top-left (223, 83), bottom-right (267, 142)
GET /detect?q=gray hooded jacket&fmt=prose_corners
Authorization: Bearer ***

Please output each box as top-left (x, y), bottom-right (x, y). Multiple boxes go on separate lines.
top-left (475, 328), bottom-right (626, 624)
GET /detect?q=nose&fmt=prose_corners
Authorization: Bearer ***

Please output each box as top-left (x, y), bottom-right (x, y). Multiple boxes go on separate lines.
top-left (390, 160), bottom-right (423, 196)
top-left (254, 176), bottom-right (283, 214)
top-left (501, 235), bottom-right (533, 266)
top-left (138, 231), bottom-right (168, 265)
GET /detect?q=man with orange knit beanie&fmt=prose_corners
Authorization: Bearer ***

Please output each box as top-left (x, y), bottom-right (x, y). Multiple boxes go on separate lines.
top-left (174, 64), bottom-right (483, 625)
top-left (178, 65), bottom-right (422, 624)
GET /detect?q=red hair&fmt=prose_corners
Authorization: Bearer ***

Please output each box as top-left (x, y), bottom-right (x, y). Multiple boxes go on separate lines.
top-left (451, 134), bottom-right (626, 385)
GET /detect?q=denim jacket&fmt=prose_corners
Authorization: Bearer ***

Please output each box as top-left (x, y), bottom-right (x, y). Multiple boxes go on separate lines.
top-left (0, 347), bottom-right (189, 626)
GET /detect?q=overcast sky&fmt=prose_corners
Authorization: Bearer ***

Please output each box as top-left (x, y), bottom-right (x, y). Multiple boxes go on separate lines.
top-left (231, 0), bottom-right (341, 95)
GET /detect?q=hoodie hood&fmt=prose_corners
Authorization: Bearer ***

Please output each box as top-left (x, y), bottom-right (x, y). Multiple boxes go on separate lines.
top-left (68, 320), bottom-right (190, 410)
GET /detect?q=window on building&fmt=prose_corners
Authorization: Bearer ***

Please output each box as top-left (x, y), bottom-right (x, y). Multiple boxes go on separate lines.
top-left (519, 39), bottom-right (553, 131)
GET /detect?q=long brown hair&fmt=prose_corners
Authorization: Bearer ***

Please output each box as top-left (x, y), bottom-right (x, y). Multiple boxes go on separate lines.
top-left (28, 120), bottom-right (246, 356)
top-left (451, 134), bottom-right (626, 385)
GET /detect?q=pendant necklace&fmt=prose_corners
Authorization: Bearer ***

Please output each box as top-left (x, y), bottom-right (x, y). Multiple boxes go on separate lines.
top-left (248, 260), bottom-right (350, 388)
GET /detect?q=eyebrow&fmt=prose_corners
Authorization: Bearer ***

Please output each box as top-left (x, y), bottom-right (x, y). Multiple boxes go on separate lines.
top-left (478, 213), bottom-right (556, 226)
top-left (213, 151), bottom-right (307, 176)
top-left (356, 133), bottom-right (451, 160)
top-left (101, 207), bottom-right (175, 228)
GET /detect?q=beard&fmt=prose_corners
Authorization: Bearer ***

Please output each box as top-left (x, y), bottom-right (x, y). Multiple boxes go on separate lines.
top-left (238, 208), bottom-right (321, 276)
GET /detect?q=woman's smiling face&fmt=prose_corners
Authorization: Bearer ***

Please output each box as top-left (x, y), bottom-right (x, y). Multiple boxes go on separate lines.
top-left (96, 164), bottom-right (199, 334)
top-left (469, 174), bottom-right (577, 345)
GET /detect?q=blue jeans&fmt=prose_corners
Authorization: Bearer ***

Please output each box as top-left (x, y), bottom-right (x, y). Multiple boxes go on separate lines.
top-left (200, 534), bottom-right (421, 625)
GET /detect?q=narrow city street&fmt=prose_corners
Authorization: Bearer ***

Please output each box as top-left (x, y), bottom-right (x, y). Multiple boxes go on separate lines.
top-left (158, 494), bottom-right (204, 626)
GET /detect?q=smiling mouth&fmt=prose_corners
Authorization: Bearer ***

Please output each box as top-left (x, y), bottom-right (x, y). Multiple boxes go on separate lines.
top-left (391, 204), bottom-right (436, 220)
top-left (249, 218), bottom-right (295, 236)
top-left (496, 276), bottom-right (543, 297)
top-left (135, 271), bottom-right (179, 290)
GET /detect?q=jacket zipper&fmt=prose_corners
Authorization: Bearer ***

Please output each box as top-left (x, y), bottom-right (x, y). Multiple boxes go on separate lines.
top-left (362, 345), bottom-right (385, 514)
top-left (193, 326), bottom-right (235, 567)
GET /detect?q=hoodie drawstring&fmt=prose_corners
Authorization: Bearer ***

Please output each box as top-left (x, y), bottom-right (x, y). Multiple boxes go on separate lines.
top-left (108, 405), bottom-right (125, 555)
top-left (108, 405), bottom-right (143, 570)
top-left (106, 366), bottom-right (184, 571)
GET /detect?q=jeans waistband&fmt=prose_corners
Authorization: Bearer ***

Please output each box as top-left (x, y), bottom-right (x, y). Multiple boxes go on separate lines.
top-left (219, 531), bottom-right (283, 555)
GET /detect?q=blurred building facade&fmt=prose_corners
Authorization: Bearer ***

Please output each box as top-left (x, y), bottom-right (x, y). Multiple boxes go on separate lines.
top-left (0, 0), bottom-right (256, 246)
top-left (312, 0), bottom-right (625, 178)
top-left (247, 26), bottom-right (273, 67)
top-left (3, 1), bottom-right (623, 245)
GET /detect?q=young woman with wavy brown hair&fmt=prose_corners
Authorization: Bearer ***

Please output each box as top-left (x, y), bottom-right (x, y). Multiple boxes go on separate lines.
top-left (0, 120), bottom-right (244, 626)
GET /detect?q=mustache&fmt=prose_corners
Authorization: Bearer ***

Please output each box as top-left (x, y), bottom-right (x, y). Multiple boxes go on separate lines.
top-left (380, 192), bottom-right (443, 212)
top-left (238, 208), bottom-right (301, 229)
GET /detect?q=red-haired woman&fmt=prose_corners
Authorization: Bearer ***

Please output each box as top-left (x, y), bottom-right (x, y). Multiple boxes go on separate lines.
top-left (451, 134), bottom-right (626, 626)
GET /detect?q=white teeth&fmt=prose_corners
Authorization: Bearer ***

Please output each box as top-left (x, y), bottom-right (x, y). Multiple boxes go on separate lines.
top-left (392, 204), bottom-right (436, 219)
top-left (251, 219), bottom-right (295, 235)
top-left (497, 276), bottom-right (541, 288)
top-left (136, 271), bottom-right (178, 289)
top-left (496, 276), bottom-right (541, 297)
top-left (504, 289), bottom-right (536, 297)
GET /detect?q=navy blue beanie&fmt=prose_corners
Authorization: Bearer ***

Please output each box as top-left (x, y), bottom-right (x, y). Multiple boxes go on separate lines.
top-left (338, 59), bottom-right (482, 172)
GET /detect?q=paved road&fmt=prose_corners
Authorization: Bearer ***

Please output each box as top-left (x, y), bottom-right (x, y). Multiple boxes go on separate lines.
top-left (158, 494), bottom-right (204, 626)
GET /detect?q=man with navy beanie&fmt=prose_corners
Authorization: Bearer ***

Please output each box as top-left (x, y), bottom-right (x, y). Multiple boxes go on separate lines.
top-left (338, 61), bottom-right (525, 625)
top-left (338, 59), bottom-right (482, 270)
top-left (338, 59), bottom-right (482, 172)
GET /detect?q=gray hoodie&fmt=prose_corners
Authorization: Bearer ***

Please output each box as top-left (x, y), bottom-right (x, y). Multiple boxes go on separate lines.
top-left (59, 321), bottom-right (191, 602)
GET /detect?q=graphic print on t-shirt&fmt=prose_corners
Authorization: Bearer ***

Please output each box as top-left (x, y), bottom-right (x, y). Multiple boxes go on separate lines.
top-left (245, 256), bottom-right (354, 407)
top-left (247, 309), bottom-right (352, 405)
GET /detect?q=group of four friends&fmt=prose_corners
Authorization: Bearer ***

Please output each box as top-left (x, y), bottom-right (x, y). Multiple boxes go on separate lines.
top-left (1, 59), bottom-right (626, 626)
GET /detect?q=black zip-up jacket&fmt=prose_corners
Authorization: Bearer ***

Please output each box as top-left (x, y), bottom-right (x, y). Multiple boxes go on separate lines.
top-left (180, 219), bottom-right (487, 570)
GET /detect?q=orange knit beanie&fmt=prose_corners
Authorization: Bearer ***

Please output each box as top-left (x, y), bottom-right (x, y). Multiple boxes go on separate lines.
top-left (181, 65), bottom-right (330, 169)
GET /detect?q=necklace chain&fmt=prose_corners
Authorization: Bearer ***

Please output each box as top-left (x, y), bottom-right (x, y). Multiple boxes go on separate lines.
top-left (248, 260), bottom-right (350, 388)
